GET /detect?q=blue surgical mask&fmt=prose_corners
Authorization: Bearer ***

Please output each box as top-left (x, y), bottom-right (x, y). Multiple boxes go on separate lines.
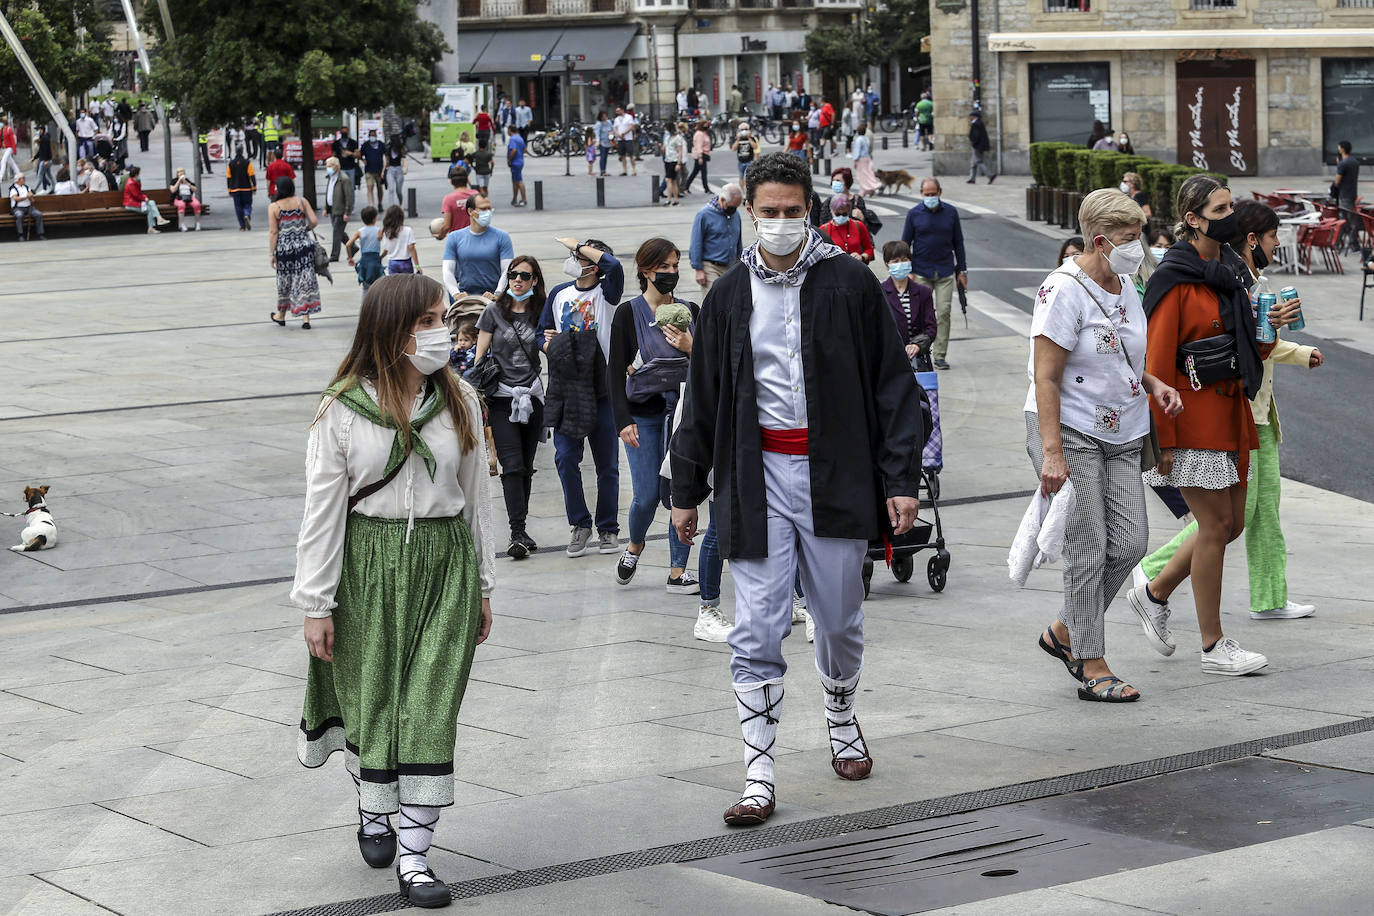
top-left (922, 195), bottom-right (940, 210)
top-left (325, 167), bottom-right (335, 177)
top-left (475, 210), bottom-right (493, 227)
top-left (510, 287), bottom-right (534, 301)
top-left (831, 180), bottom-right (845, 194)
top-left (1151, 246), bottom-right (1167, 262)
top-left (888, 261), bottom-right (912, 280)
top-left (832, 214), bottom-right (849, 226)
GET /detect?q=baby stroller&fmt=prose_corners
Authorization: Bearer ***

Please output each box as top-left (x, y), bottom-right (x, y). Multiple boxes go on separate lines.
top-left (444, 293), bottom-right (488, 336)
top-left (861, 368), bottom-right (950, 596)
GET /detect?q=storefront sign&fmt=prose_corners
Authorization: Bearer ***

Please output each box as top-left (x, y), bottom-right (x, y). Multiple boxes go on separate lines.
top-left (754, 73), bottom-right (762, 104)
top-left (713, 74), bottom-right (720, 106)
top-left (430, 84), bottom-right (481, 162)
top-left (741, 36), bottom-right (767, 52)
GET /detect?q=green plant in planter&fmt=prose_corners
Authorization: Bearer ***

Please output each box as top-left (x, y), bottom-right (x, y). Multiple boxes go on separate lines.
top-left (1071, 149), bottom-right (1096, 193)
top-left (1054, 148), bottom-right (1080, 192)
top-left (1033, 141), bottom-right (1076, 187)
top-left (1088, 152), bottom-right (1128, 191)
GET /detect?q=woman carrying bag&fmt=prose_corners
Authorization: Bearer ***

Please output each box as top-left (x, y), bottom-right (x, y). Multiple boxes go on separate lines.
top-left (608, 237), bottom-right (699, 593)
top-left (1130, 176), bottom-right (1297, 677)
top-left (292, 274), bottom-right (495, 908)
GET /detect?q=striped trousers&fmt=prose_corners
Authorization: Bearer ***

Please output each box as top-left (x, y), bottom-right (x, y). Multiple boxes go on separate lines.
top-left (1026, 413), bottom-right (1148, 659)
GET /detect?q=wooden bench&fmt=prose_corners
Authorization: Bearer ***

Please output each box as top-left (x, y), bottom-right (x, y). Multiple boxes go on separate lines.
top-left (0, 189), bottom-right (210, 233)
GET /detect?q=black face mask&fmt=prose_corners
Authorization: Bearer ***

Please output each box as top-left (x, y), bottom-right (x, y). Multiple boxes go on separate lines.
top-left (651, 272), bottom-right (679, 295)
top-left (1198, 210), bottom-right (1238, 244)
top-left (1251, 240), bottom-right (1269, 272)
top-left (722, 207), bottom-right (737, 216)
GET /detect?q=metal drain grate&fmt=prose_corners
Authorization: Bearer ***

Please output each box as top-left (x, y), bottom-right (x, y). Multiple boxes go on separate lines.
top-left (263, 714), bottom-right (1374, 916)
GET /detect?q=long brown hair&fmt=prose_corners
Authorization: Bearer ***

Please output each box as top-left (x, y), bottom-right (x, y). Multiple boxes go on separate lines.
top-left (382, 204), bottom-right (406, 240)
top-left (318, 274), bottom-right (479, 454)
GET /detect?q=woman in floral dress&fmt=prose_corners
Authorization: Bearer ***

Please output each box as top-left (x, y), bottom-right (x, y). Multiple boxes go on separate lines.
top-left (268, 176), bottom-right (322, 329)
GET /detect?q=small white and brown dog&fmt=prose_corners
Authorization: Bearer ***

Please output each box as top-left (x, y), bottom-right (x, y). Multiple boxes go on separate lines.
top-left (10, 486), bottom-right (58, 552)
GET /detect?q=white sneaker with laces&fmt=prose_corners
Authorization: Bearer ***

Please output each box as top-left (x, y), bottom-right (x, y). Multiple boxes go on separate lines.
top-left (1201, 637), bottom-right (1268, 676)
top-left (791, 597), bottom-right (815, 643)
top-left (1250, 601), bottom-right (1316, 620)
top-left (1127, 585), bottom-right (1175, 656)
top-left (693, 605), bottom-right (733, 642)
top-left (1131, 563), bottom-right (1148, 589)
top-left (615, 549), bottom-right (640, 585)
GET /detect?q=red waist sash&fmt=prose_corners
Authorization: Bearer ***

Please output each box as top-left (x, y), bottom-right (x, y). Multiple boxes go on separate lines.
top-left (760, 427), bottom-right (809, 455)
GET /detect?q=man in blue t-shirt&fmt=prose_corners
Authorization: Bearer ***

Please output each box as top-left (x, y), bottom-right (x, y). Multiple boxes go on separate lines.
top-left (507, 129), bottom-right (527, 208)
top-left (360, 129), bottom-right (387, 209)
top-left (441, 195), bottom-right (513, 296)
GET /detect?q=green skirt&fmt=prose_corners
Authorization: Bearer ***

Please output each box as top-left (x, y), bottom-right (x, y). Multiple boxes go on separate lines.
top-left (298, 514), bottom-right (482, 812)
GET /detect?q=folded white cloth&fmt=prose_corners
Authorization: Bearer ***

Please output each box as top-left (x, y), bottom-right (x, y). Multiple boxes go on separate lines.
top-left (1008, 480), bottom-right (1076, 587)
top-left (495, 377), bottom-right (545, 424)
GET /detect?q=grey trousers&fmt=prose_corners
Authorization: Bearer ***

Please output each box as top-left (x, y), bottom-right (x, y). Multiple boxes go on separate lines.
top-left (330, 213), bottom-right (347, 260)
top-left (969, 149), bottom-right (993, 180)
top-left (1025, 412), bottom-right (1148, 659)
top-left (729, 451), bottom-right (867, 685)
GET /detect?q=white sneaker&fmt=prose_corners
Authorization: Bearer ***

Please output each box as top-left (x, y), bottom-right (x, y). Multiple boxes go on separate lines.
top-left (1127, 585), bottom-right (1176, 656)
top-left (792, 596), bottom-right (815, 643)
top-left (1131, 563), bottom-right (1148, 589)
top-left (693, 604), bottom-right (733, 642)
top-left (1200, 636), bottom-right (1268, 676)
top-left (1250, 601), bottom-right (1316, 620)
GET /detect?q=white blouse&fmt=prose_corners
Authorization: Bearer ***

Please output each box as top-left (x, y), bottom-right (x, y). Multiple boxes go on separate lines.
top-left (291, 380), bottom-right (496, 617)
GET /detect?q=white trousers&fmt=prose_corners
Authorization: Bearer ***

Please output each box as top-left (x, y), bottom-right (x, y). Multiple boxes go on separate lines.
top-left (729, 450), bottom-right (867, 685)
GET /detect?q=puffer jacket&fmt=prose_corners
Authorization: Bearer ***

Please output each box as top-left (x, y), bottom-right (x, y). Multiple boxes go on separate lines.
top-left (544, 330), bottom-right (607, 439)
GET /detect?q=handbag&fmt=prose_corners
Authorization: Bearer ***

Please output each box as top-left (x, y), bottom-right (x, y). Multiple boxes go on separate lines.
top-left (312, 233), bottom-right (329, 274)
top-left (1059, 269), bottom-right (1162, 472)
top-left (463, 356), bottom-right (501, 398)
top-left (1176, 334), bottom-right (1239, 390)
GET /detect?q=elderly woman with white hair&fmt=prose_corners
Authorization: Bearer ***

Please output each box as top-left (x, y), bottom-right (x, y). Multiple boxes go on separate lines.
top-left (1025, 188), bottom-right (1183, 703)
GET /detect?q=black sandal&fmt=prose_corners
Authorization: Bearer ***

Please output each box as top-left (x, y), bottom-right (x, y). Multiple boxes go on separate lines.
top-left (270, 312), bottom-right (286, 326)
top-left (1077, 676), bottom-right (1140, 703)
top-left (1038, 627), bottom-right (1084, 682)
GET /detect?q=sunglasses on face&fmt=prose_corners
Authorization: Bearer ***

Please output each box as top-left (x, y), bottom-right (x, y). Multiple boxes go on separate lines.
top-left (507, 270), bottom-right (534, 281)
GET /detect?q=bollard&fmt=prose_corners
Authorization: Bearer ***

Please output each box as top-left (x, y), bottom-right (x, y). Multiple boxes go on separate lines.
top-left (903, 129), bottom-right (909, 148)
top-left (882, 136), bottom-right (888, 151)
top-left (824, 158), bottom-right (831, 177)
top-left (811, 157), bottom-right (820, 176)
top-left (651, 175), bottom-right (661, 204)
top-left (534, 180), bottom-right (544, 211)
top-left (596, 177), bottom-right (606, 208)
top-left (406, 187), bottom-right (417, 219)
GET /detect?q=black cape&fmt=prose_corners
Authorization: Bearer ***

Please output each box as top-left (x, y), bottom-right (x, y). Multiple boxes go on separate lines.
top-left (669, 255), bottom-right (925, 560)
top-left (1142, 241), bottom-right (1262, 400)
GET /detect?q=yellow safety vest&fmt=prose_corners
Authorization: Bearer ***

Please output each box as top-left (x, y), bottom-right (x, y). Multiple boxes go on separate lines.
top-left (263, 116), bottom-right (278, 142)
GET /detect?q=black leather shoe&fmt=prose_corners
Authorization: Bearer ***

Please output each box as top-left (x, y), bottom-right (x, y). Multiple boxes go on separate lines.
top-left (357, 828), bottom-right (396, 868)
top-left (397, 868), bottom-right (451, 908)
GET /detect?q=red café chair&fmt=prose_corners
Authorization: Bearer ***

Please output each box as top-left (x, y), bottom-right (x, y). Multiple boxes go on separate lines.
top-left (1359, 211), bottom-right (1374, 251)
top-left (1310, 219), bottom-right (1346, 274)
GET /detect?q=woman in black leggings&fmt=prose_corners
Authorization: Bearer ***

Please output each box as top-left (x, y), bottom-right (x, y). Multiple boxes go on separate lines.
top-left (473, 255), bottom-right (547, 559)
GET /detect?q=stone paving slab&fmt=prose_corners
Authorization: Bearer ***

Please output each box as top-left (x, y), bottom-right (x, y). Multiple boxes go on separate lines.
top-left (0, 875), bottom-right (120, 915)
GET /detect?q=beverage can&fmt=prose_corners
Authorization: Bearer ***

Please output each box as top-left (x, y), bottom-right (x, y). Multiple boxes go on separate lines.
top-left (1279, 286), bottom-right (1305, 331)
top-left (1256, 292), bottom-right (1277, 343)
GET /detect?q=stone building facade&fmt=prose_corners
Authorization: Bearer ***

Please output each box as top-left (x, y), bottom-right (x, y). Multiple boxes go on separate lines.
top-left (928, 0), bottom-right (1374, 177)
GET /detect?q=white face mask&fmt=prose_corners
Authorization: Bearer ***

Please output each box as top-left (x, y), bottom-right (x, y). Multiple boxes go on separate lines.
top-left (1119, 182), bottom-right (1131, 194)
top-left (752, 215), bottom-right (809, 257)
top-left (407, 327), bottom-right (452, 376)
top-left (563, 255), bottom-right (592, 280)
top-left (1103, 237), bottom-right (1146, 275)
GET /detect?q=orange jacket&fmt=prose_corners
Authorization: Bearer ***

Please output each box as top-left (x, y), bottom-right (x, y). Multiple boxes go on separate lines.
top-left (1145, 281), bottom-right (1274, 484)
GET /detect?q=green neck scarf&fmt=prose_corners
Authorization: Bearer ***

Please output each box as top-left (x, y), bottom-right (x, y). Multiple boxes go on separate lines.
top-left (328, 379), bottom-right (446, 481)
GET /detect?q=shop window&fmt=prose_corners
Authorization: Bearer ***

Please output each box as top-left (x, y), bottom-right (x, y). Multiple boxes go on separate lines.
top-left (1190, 0), bottom-right (1237, 8)
top-left (1044, 0), bottom-right (1091, 10)
top-left (1029, 62), bottom-right (1110, 145)
top-left (1322, 58), bottom-right (1374, 165)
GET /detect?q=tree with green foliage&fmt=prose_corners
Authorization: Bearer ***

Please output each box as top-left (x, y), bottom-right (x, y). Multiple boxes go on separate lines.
top-left (805, 26), bottom-right (882, 85)
top-left (144, 0), bottom-right (445, 202)
top-left (869, 0), bottom-right (930, 68)
top-left (0, 0), bottom-right (110, 124)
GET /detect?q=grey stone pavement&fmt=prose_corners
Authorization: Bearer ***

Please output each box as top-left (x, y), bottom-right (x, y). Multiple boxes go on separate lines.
top-left (1, 130), bottom-right (1372, 915)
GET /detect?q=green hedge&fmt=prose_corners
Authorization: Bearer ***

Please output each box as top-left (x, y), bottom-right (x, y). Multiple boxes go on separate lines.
top-left (1029, 142), bottom-right (1232, 225)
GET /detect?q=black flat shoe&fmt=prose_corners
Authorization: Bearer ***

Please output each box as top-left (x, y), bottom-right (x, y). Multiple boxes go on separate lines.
top-left (270, 313), bottom-right (286, 326)
top-left (357, 828), bottom-right (396, 868)
top-left (301, 321), bottom-right (311, 330)
top-left (397, 868), bottom-right (451, 908)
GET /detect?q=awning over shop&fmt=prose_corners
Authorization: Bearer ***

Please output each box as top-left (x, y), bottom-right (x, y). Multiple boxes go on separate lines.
top-left (457, 30), bottom-right (494, 74)
top-left (459, 25), bottom-right (638, 77)
top-left (461, 27), bottom-right (563, 76)
top-left (988, 28), bottom-right (1374, 53)
top-left (548, 24), bottom-right (638, 73)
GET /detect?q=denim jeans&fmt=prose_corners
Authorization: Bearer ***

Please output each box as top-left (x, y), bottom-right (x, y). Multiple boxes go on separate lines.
top-left (699, 502), bottom-right (721, 604)
top-left (624, 409), bottom-right (690, 569)
top-left (552, 395), bottom-right (620, 533)
top-left (231, 190), bottom-right (253, 227)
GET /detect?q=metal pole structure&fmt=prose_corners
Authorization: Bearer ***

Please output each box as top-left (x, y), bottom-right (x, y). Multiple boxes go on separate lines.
top-left (992, 0), bottom-right (1002, 176)
top-left (117, 0), bottom-right (172, 185)
top-left (154, 0), bottom-right (200, 189)
top-left (563, 60), bottom-right (571, 178)
top-left (969, 0), bottom-right (982, 112)
top-left (0, 12), bottom-right (79, 169)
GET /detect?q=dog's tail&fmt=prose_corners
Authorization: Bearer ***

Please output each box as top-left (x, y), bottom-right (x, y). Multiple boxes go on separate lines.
top-left (21, 536), bottom-right (46, 551)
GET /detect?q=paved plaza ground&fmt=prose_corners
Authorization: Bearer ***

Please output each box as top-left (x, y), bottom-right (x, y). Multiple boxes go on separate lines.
top-left (1, 127), bottom-right (1372, 914)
